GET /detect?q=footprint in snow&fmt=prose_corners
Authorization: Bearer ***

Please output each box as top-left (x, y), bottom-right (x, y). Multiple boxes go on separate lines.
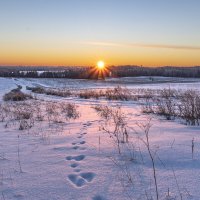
top-left (92, 195), bottom-right (106, 200)
top-left (66, 155), bottom-right (85, 161)
top-left (70, 163), bottom-right (79, 168)
top-left (80, 132), bottom-right (87, 136)
top-left (72, 146), bottom-right (86, 151)
top-left (68, 174), bottom-right (85, 187)
top-left (68, 172), bottom-right (96, 188)
top-left (74, 169), bottom-right (81, 173)
top-left (72, 146), bottom-right (79, 150)
top-left (86, 122), bottom-right (92, 126)
top-left (80, 141), bottom-right (86, 145)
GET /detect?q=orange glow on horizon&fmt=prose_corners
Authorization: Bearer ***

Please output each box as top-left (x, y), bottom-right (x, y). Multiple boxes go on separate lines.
top-left (0, 42), bottom-right (200, 67)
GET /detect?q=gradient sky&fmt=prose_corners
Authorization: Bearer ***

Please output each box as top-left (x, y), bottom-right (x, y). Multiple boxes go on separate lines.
top-left (0, 0), bottom-right (200, 67)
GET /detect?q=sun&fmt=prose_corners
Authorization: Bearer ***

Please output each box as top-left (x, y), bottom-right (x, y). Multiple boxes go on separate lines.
top-left (97, 61), bottom-right (105, 70)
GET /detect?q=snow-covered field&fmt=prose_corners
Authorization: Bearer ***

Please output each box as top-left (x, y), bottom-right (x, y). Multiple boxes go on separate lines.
top-left (14, 76), bottom-right (200, 90)
top-left (0, 77), bottom-right (200, 200)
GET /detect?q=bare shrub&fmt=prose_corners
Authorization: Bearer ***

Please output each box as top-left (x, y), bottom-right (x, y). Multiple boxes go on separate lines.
top-left (3, 91), bottom-right (32, 101)
top-left (27, 86), bottom-right (72, 97)
top-left (45, 101), bottom-right (80, 126)
top-left (27, 85), bottom-right (134, 101)
top-left (79, 86), bottom-right (132, 101)
top-left (79, 90), bottom-right (102, 99)
top-left (178, 90), bottom-right (200, 125)
top-left (94, 105), bottom-right (112, 120)
top-left (105, 86), bottom-right (131, 101)
top-left (139, 88), bottom-right (155, 99)
top-left (141, 90), bottom-right (155, 114)
top-left (94, 105), bottom-right (128, 154)
top-left (45, 102), bottom-right (61, 125)
top-left (141, 88), bottom-right (200, 125)
top-left (136, 119), bottom-right (159, 200)
top-left (33, 101), bottom-right (45, 121)
top-left (17, 135), bottom-right (23, 172)
top-left (154, 88), bottom-right (176, 120)
top-left (0, 104), bottom-right (10, 122)
top-left (142, 99), bottom-right (154, 114)
top-left (45, 89), bottom-right (71, 97)
top-left (155, 99), bottom-right (175, 120)
top-left (27, 86), bottom-right (45, 94)
top-left (18, 119), bottom-right (33, 130)
top-left (0, 96), bottom-right (80, 146)
top-left (60, 103), bottom-right (80, 120)
top-left (160, 88), bottom-right (176, 99)
top-left (12, 103), bottom-right (35, 130)
top-left (12, 104), bottom-right (33, 120)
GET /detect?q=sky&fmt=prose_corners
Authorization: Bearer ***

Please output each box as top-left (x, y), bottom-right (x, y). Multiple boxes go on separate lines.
top-left (0, 0), bottom-right (200, 67)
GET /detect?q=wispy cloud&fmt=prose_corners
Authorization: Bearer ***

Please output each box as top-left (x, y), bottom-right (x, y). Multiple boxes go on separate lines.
top-left (81, 41), bottom-right (200, 51)
top-left (135, 43), bottom-right (200, 50)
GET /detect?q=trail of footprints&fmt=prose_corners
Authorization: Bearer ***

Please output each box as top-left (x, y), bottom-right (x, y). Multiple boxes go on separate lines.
top-left (66, 122), bottom-right (96, 188)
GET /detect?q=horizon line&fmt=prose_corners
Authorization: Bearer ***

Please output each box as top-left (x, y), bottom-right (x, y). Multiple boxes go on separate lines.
top-left (0, 65), bottom-right (200, 68)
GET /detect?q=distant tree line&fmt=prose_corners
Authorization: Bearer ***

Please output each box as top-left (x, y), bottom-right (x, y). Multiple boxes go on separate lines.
top-left (0, 67), bottom-right (91, 79)
top-left (111, 66), bottom-right (200, 78)
top-left (0, 66), bottom-right (200, 79)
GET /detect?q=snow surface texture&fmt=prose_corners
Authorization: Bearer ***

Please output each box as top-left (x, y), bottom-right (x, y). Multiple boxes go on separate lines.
top-left (0, 77), bottom-right (200, 200)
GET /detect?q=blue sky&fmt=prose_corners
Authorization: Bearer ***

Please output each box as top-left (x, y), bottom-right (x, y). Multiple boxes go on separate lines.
top-left (0, 0), bottom-right (200, 66)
